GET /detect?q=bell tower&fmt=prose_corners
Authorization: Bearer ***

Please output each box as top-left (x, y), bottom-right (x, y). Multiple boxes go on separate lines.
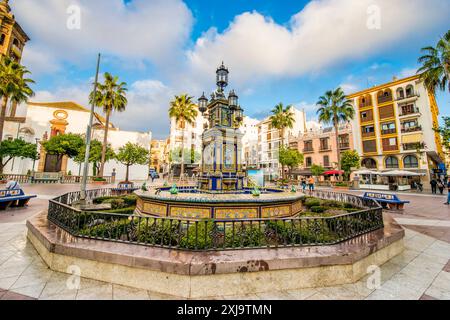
top-left (0, 0), bottom-right (30, 118)
top-left (0, 0), bottom-right (29, 62)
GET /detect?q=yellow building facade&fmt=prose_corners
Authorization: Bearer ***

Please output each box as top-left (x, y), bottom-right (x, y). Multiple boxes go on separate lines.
top-left (348, 75), bottom-right (444, 188)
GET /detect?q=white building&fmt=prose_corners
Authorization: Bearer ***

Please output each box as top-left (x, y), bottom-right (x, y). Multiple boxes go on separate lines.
top-left (257, 107), bottom-right (308, 179)
top-left (2, 101), bottom-right (152, 181)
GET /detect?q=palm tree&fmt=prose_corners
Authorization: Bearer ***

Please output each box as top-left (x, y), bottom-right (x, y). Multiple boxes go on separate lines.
top-left (417, 29), bottom-right (450, 93)
top-left (0, 56), bottom-right (35, 142)
top-left (316, 88), bottom-right (355, 176)
top-left (89, 72), bottom-right (127, 177)
top-left (270, 103), bottom-right (295, 179)
top-left (168, 94), bottom-right (198, 181)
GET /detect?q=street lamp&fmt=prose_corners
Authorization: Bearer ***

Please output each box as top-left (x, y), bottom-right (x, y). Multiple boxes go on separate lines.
top-left (32, 138), bottom-right (40, 173)
top-left (198, 92), bottom-right (208, 114)
top-left (235, 105), bottom-right (243, 123)
top-left (228, 90), bottom-right (238, 111)
top-left (216, 62), bottom-right (229, 91)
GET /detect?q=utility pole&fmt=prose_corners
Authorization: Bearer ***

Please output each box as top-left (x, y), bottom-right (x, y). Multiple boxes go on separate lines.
top-left (80, 53), bottom-right (101, 201)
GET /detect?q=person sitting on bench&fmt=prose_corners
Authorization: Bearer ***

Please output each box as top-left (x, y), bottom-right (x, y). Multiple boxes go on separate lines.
top-left (5, 180), bottom-right (21, 190)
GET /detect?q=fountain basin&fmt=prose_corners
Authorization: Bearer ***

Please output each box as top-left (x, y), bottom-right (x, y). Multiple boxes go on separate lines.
top-left (135, 187), bottom-right (306, 219)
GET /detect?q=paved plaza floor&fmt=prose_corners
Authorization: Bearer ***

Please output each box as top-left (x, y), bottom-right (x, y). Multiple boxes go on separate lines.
top-left (0, 184), bottom-right (449, 300)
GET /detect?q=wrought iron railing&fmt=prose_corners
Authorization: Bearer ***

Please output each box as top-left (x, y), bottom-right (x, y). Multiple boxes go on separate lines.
top-left (47, 189), bottom-right (384, 251)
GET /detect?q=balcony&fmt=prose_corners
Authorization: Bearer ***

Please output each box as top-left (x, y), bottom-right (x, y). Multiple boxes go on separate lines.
top-left (319, 146), bottom-right (331, 152)
top-left (402, 142), bottom-right (425, 151)
top-left (399, 107), bottom-right (420, 117)
top-left (339, 143), bottom-right (350, 150)
top-left (381, 128), bottom-right (396, 135)
top-left (303, 148), bottom-right (314, 153)
top-left (396, 93), bottom-right (420, 102)
top-left (377, 95), bottom-right (393, 104)
top-left (382, 145), bottom-right (399, 152)
top-left (362, 131), bottom-right (375, 138)
top-left (401, 126), bottom-right (422, 133)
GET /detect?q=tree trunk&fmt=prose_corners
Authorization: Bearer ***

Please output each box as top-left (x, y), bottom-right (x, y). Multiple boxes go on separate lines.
top-left (0, 95), bottom-right (9, 143)
top-left (125, 164), bottom-right (130, 183)
top-left (280, 128), bottom-right (285, 179)
top-left (180, 127), bottom-right (185, 182)
top-left (99, 110), bottom-right (111, 177)
top-left (334, 119), bottom-right (341, 181)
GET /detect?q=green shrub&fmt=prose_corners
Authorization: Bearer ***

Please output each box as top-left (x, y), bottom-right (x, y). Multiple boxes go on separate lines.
top-left (93, 196), bottom-right (115, 204)
top-left (311, 206), bottom-right (325, 213)
top-left (304, 198), bottom-right (321, 208)
top-left (179, 220), bottom-right (216, 249)
top-left (344, 203), bottom-right (354, 209)
top-left (225, 224), bottom-right (265, 248)
top-left (122, 195), bottom-right (137, 207)
top-left (335, 182), bottom-right (348, 187)
top-left (80, 218), bottom-right (131, 240)
top-left (322, 200), bottom-right (343, 208)
top-left (103, 198), bottom-right (126, 210)
top-left (138, 218), bottom-right (183, 246)
top-left (102, 207), bottom-right (136, 215)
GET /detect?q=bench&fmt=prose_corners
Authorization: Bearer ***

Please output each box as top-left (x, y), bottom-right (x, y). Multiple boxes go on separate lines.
top-left (111, 183), bottom-right (139, 196)
top-left (32, 172), bottom-right (61, 184)
top-left (362, 192), bottom-right (410, 211)
top-left (0, 189), bottom-right (37, 210)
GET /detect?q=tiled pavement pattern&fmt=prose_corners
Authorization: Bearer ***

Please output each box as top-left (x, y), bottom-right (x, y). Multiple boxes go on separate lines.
top-left (0, 184), bottom-right (449, 300)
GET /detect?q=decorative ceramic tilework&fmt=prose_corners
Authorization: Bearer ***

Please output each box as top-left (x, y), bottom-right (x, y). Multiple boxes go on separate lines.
top-left (215, 208), bottom-right (258, 219)
top-left (262, 205), bottom-right (291, 218)
top-left (143, 202), bottom-right (167, 216)
top-left (170, 206), bottom-right (211, 219)
top-left (292, 200), bottom-right (303, 214)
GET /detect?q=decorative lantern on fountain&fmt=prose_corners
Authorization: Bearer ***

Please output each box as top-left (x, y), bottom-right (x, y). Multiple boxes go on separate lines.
top-left (197, 63), bottom-right (245, 191)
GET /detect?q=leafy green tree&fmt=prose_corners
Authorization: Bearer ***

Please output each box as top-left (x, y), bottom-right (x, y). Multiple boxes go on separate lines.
top-left (316, 87), bottom-right (355, 175)
top-left (0, 138), bottom-right (38, 174)
top-left (279, 146), bottom-right (304, 176)
top-left (434, 117), bottom-right (450, 150)
top-left (42, 133), bottom-right (84, 167)
top-left (340, 150), bottom-right (360, 180)
top-left (417, 30), bottom-right (450, 94)
top-left (168, 94), bottom-right (198, 180)
top-left (310, 164), bottom-right (325, 177)
top-left (115, 142), bottom-right (149, 182)
top-left (0, 56), bottom-right (35, 142)
top-left (270, 103), bottom-right (295, 178)
top-left (89, 72), bottom-right (128, 177)
top-left (169, 147), bottom-right (201, 164)
top-left (74, 139), bottom-right (115, 175)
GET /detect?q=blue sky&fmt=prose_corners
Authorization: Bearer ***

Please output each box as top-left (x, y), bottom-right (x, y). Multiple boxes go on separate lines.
top-left (12, 0), bottom-right (450, 138)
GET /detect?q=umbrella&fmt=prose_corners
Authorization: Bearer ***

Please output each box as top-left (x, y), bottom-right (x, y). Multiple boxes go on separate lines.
top-left (324, 170), bottom-right (344, 175)
top-left (353, 169), bottom-right (379, 175)
top-left (380, 170), bottom-right (424, 176)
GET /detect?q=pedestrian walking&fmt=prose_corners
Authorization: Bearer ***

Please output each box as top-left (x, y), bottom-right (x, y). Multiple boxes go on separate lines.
top-left (301, 179), bottom-right (307, 192)
top-left (437, 179), bottom-right (444, 195)
top-left (430, 178), bottom-right (437, 194)
top-left (445, 177), bottom-right (450, 205)
top-left (308, 176), bottom-right (315, 191)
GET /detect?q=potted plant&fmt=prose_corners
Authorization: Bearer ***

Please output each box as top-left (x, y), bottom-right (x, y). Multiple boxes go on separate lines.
top-left (92, 177), bottom-right (108, 185)
top-left (333, 181), bottom-right (350, 190)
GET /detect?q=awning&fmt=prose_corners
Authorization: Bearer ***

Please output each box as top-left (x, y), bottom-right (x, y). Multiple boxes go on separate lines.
top-left (401, 133), bottom-right (423, 144)
top-left (353, 169), bottom-right (379, 175)
top-left (380, 170), bottom-right (425, 177)
top-left (324, 170), bottom-right (344, 175)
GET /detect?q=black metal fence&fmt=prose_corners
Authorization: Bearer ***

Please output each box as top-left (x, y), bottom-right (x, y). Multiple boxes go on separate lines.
top-left (47, 189), bottom-right (384, 251)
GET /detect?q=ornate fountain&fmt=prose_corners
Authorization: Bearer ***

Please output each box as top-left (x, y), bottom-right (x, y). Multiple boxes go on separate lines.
top-left (134, 63), bottom-right (306, 220)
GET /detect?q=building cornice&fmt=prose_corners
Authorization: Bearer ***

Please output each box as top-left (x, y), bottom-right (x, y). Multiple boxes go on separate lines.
top-left (346, 75), bottom-right (421, 99)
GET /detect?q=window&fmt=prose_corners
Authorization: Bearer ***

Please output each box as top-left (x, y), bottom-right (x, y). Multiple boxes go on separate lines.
top-left (377, 89), bottom-right (393, 104)
top-left (304, 140), bottom-right (313, 152)
top-left (362, 125), bottom-right (375, 137)
top-left (0, 34), bottom-right (5, 46)
top-left (361, 158), bottom-right (377, 169)
top-left (363, 140), bottom-right (377, 153)
top-left (385, 156), bottom-right (399, 169)
top-left (320, 138), bottom-right (329, 150)
top-left (400, 104), bottom-right (417, 116)
top-left (381, 122), bottom-right (396, 134)
top-left (323, 155), bottom-right (330, 167)
top-left (379, 105), bottom-right (395, 119)
top-left (360, 109), bottom-right (373, 122)
top-left (403, 155), bottom-right (419, 168)
top-left (397, 88), bottom-right (405, 100)
top-left (305, 157), bottom-right (312, 167)
top-left (405, 85), bottom-right (414, 97)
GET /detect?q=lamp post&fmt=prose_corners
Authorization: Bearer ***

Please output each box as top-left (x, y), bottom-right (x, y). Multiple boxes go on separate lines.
top-left (80, 53), bottom-right (101, 201)
top-left (32, 138), bottom-right (40, 173)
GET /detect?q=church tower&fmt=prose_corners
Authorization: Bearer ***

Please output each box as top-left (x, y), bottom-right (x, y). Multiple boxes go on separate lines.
top-left (0, 0), bottom-right (29, 62)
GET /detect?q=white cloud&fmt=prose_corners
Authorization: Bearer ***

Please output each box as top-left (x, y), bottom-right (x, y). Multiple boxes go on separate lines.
top-left (15, 0), bottom-right (193, 74)
top-left (31, 79), bottom-right (174, 139)
top-left (398, 67), bottom-right (417, 78)
top-left (185, 0), bottom-right (449, 88)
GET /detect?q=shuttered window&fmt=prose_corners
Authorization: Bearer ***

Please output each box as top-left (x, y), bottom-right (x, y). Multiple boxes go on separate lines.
top-left (379, 105), bottom-right (394, 119)
top-left (363, 140), bottom-right (377, 153)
